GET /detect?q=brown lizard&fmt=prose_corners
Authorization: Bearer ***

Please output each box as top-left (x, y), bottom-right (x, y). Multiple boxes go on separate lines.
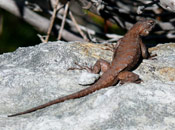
top-left (8, 19), bottom-right (155, 117)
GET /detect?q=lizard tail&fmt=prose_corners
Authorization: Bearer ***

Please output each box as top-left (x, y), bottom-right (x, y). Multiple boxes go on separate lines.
top-left (8, 82), bottom-right (108, 117)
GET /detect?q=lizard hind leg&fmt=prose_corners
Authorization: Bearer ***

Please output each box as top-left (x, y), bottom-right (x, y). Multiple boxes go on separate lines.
top-left (118, 71), bottom-right (142, 84)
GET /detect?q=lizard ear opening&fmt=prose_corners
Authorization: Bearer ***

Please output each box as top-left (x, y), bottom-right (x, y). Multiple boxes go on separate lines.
top-left (148, 20), bottom-right (155, 26)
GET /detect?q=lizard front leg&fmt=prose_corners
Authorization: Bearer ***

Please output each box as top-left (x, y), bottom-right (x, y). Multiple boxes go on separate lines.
top-left (140, 41), bottom-right (149, 59)
top-left (140, 41), bottom-right (157, 59)
top-left (68, 59), bottom-right (110, 74)
top-left (90, 59), bottom-right (110, 73)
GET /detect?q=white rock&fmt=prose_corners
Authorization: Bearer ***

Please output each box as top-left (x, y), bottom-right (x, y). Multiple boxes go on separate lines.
top-left (159, 0), bottom-right (175, 12)
top-left (0, 41), bottom-right (175, 130)
top-left (78, 72), bottom-right (100, 85)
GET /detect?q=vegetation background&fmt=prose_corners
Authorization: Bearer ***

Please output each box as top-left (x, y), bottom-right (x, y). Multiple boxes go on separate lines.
top-left (1, 0), bottom-right (175, 54)
top-left (0, 10), bottom-right (42, 53)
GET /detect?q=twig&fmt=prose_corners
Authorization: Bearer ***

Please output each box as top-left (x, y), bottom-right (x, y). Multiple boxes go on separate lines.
top-left (86, 30), bottom-right (98, 42)
top-left (50, 11), bottom-right (123, 42)
top-left (53, 11), bottom-right (123, 41)
top-left (69, 11), bottom-right (89, 42)
top-left (58, 1), bottom-right (70, 40)
top-left (137, 1), bottom-right (159, 14)
top-left (37, 34), bottom-right (46, 43)
top-left (44, 0), bottom-right (60, 43)
top-left (51, 11), bottom-right (95, 34)
top-left (25, 1), bottom-right (42, 12)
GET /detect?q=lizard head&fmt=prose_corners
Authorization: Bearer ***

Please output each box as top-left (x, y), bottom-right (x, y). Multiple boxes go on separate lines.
top-left (135, 19), bottom-right (155, 36)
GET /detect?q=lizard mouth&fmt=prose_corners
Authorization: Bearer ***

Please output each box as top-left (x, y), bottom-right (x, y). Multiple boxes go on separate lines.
top-left (142, 29), bottom-right (151, 36)
top-left (145, 30), bottom-right (149, 35)
top-left (142, 21), bottom-right (155, 36)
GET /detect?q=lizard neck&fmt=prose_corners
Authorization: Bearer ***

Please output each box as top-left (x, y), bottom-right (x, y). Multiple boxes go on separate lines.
top-left (125, 28), bottom-right (141, 39)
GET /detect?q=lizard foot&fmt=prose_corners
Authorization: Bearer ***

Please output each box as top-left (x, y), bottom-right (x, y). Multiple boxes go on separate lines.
top-left (148, 53), bottom-right (157, 60)
top-left (103, 43), bottom-right (116, 52)
top-left (67, 62), bottom-right (92, 72)
top-left (120, 78), bottom-right (142, 85)
top-left (68, 59), bottom-right (110, 74)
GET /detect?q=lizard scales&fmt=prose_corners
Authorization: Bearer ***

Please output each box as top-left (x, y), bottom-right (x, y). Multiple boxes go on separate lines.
top-left (8, 19), bottom-right (155, 117)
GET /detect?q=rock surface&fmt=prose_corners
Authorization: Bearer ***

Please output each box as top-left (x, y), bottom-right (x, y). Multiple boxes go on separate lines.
top-left (0, 41), bottom-right (175, 130)
top-left (159, 0), bottom-right (175, 12)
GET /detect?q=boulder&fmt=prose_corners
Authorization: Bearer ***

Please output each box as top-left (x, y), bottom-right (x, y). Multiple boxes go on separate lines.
top-left (0, 41), bottom-right (175, 130)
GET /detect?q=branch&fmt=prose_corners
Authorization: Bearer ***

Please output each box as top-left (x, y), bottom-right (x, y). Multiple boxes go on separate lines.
top-left (58, 1), bottom-right (70, 40)
top-left (45, 0), bottom-right (60, 43)
top-left (52, 12), bottom-right (122, 41)
top-left (69, 11), bottom-right (89, 41)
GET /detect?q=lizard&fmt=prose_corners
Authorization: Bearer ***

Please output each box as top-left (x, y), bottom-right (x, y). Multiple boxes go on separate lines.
top-left (8, 19), bottom-right (155, 117)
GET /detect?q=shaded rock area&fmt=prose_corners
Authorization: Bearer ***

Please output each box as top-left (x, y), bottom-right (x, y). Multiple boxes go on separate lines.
top-left (0, 41), bottom-right (175, 130)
